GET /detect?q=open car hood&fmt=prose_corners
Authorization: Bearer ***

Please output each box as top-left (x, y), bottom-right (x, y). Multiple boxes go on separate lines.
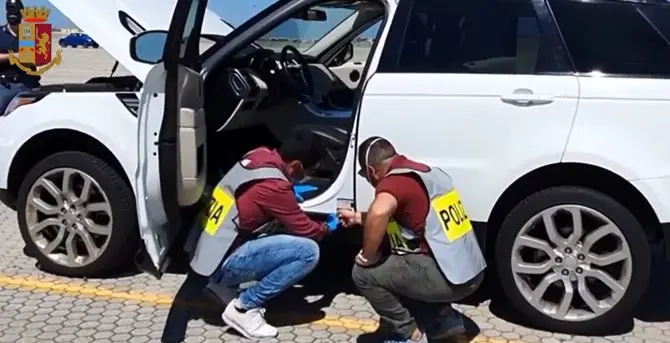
top-left (49, 0), bottom-right (233, 81)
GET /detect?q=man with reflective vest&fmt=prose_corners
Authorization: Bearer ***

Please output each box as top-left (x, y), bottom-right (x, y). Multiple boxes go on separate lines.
top-left (188, 129), bottom-right (336, 339)
top-left (338, 137), bottom-right (487, 343)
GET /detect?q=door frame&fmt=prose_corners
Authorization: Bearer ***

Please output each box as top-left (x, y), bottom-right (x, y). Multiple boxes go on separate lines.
top-left (158, 0), bottom-right (208, 227)
top-left (135, 0), bottom-right (210, 276)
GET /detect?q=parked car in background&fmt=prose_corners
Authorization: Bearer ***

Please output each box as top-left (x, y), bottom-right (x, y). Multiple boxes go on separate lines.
top-left (58, 33), bottom-right (99, 48)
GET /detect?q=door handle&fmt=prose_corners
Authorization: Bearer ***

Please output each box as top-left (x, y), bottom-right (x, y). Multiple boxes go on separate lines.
top-left (500, 89), bottom-right (554, 106)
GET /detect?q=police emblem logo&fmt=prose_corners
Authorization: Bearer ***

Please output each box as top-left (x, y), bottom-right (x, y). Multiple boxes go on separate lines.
top-left (8, 5), bottom-right (63, 76)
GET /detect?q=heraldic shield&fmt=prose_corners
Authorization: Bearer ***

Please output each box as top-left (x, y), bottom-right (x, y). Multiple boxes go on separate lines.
top-left (9, 6), bottom-right (62, 76)
top-left (19, 22), bottom-right (52, 66)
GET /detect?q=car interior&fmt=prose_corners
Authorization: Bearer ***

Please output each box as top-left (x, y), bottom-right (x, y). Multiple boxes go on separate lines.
top-left (202, 0), bottom-right (386, 201)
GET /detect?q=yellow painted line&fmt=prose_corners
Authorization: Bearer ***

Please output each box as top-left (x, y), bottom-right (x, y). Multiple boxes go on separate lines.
top-left (0, 275), bottom-right (515, 342)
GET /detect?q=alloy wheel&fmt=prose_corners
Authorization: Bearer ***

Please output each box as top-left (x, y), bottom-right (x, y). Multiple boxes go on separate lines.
top-left (24, 168), bottom-right (113, 268)
top-left (511, 205), bottom-right (632, 322)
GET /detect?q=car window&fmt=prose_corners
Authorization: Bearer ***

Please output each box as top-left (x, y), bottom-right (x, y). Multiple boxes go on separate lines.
top-left (551, 0), bottom-right (670, 77)
top-left (639, 5), bottom-right (670, 43)
top-left (352, 20), bottom-right (381, 63)
top-left (255, 6), bottom-right (355, 53)
top-left (388, 0), bottom-right (553, 74)
top-left (180, 0), bottom-right (203, 58)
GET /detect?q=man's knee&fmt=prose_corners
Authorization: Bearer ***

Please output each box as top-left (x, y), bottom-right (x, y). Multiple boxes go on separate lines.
top-left (351, 263), bottom-right (375, 288)
top-left (291, 236), bottom-right (320, 271)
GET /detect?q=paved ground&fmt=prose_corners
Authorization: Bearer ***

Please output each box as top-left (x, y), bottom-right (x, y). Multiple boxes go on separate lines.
top-left (2, 46), bottom-right (670, 343)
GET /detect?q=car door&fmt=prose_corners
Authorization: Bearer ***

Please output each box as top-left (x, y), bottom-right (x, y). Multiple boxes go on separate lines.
top-left (354, 0), bottom-right (579, 221)
top-left (135, 0), bottom-right (208, 275)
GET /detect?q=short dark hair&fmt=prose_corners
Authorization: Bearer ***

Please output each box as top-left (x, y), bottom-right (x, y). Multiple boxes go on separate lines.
top-left (358, 136), bottom-right (396, 168)
top-left (278, 128), bottom-right (327, 169)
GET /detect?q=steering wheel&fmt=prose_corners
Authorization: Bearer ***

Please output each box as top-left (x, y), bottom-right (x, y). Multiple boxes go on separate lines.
top-left (280, 45), bottom-right (315, 101)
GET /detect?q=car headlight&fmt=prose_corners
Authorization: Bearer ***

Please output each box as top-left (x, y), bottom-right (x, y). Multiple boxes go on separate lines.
top-left (3, 95), bottom-right (39, 116)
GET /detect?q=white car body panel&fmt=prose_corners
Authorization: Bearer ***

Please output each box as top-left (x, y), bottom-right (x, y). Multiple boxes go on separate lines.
top-left (0, 92), bottom-right (139, 191)
top-left (354, 73), bottom-right (579, 221)
top-left (136, 64), bottom-right (170, 270)
top-left (48, 0), bottom-right (233, 81)
top-left (562, 77), bottom-right (670, 180)
top-left (631, 177), bottom-right (670, 223)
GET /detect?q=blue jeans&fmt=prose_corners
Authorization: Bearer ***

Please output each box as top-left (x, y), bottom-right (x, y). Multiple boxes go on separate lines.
top-left (0, 82), bottom-right (30, 114)
top-left (215, 234), bottom-right (320, 309)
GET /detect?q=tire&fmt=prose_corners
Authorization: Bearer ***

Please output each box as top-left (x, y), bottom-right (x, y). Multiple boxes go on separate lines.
top-left (494, 186), bottom-right (651, 334)
top-left (17, 151), bottom-right (139, 277)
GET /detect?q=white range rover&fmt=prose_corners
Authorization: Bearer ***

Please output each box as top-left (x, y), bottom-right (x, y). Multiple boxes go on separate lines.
top-left (0, 0), bottom-right (669, 334)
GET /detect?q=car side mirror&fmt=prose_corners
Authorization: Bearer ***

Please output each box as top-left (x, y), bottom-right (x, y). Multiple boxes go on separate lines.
top-left (130, 30), bottom-right (168, 64)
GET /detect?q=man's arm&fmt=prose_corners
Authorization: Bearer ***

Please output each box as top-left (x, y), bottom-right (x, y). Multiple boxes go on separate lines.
top-left (361, 192), bottom-right (398, 260)
top-left (255, 180), bottom-right (328, 241)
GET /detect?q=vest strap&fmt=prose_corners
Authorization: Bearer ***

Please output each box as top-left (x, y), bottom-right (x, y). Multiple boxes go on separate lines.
top-left (386, 221), bottom-right (423, 254)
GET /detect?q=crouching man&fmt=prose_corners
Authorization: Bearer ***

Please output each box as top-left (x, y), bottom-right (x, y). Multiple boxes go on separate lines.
top-left (188, 129), bottom-right (334, 339)
top-left (338, 137), bottom-right (487, 343)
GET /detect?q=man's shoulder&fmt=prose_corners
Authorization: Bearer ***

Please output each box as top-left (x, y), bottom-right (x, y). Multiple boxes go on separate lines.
top-left (0, 26), bottom-right (14, 38)
top-left (377, 174), bottom-right (422, 196)
top-left (0, 27), bottom-right (16, 49)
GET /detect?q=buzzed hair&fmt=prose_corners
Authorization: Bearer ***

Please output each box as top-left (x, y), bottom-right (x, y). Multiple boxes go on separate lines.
top-left (358, 136), bottom-right (397, 168)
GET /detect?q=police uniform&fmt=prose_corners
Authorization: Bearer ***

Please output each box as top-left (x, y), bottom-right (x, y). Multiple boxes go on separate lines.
top-left (188, 161), bottom-right (288, 278)
top-left (351, 154), bottom-right (487, 340)
top-left (383, 165), bottom-right (486, 284)
top-left (0, 24), bottom-right (39, 114)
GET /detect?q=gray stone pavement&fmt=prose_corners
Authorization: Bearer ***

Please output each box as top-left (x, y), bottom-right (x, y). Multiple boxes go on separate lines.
top-left (2, 47), bottom-right (670, 342)
top-left (2, 201), bottom-right (670, 342)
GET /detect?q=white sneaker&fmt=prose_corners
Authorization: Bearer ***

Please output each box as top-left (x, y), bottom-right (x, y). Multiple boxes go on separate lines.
top-left (222, 298), bottom-right (278, 339)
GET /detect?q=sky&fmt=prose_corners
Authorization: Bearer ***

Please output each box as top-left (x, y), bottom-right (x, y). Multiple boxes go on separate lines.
top-left (0, 0), bottom-right (273, 28)
top-left (0, 0), bottom-right (377, 39)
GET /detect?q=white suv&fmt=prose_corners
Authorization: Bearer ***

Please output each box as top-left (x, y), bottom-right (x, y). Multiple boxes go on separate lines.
top-left (1, 0), bottom-right (669, 334)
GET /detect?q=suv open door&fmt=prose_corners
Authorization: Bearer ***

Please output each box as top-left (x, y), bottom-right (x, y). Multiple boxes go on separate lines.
top-left (131, 0), bottom-right (209, 277)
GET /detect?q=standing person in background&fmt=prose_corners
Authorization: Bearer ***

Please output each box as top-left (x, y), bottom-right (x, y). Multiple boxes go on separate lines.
top-left (0, 0), bottom-right (39, 114)
top-left (339, 137), bottom-right (486, 343)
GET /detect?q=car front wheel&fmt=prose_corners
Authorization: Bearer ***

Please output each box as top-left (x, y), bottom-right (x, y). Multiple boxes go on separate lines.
top-left (17, 151), bottom-right (139, 277)
top-left (495, 186), bottom-right (651, 334)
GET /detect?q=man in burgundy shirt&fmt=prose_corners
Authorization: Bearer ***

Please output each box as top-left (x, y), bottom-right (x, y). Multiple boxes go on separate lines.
top-left (164, 130), bottom-right (335, 342)
top-left (339, 137), bottom-right (482, 343)
top-left (213, 129), bottom-right (338, 339)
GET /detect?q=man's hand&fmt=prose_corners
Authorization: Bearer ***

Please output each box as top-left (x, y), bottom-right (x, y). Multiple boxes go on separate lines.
top-left (337, 208), bottom-right (361, 227)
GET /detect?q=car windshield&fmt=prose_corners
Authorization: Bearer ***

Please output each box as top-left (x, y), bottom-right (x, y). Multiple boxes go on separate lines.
top-left (254, 7), bottom-right (355, 53)
top-left (202, 1), bottom-right (367, 60)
